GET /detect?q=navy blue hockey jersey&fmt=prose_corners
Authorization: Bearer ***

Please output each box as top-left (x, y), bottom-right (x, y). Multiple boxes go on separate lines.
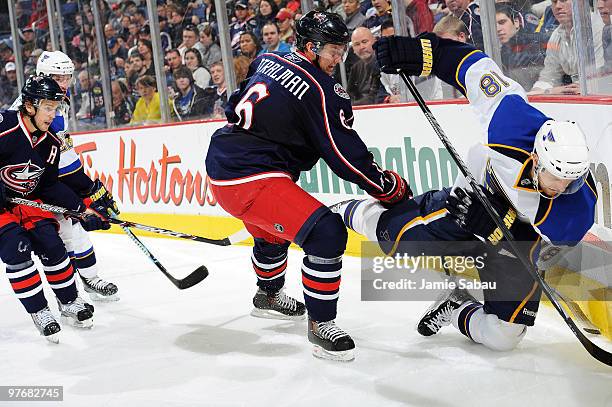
top-left (205, 51), bottom-right (387, 195)
top-left (0, 111), bottom-right (83, 211)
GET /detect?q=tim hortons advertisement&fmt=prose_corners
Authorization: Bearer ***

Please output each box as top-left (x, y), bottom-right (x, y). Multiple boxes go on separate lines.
top-left (72, 101), bottom-right (612, 229)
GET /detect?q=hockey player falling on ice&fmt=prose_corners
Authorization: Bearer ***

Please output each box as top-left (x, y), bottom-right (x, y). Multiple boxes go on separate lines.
top-left (10, 51), bottom-right (121, 301)
top-left (205, 11), bottom-right (411, 361)
top-left (332, 33), bottom-right (597, 351)
top-left (0, 76), bottom-right (112, 342)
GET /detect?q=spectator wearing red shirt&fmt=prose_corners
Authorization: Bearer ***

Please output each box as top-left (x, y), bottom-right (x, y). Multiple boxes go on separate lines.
top-left (406, 0), bottom-right (434, 35)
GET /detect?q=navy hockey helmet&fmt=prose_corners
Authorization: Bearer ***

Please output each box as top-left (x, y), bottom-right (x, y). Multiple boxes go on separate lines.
top-left (21, 75), bottom-right (65, 105)
top-left (295, 11), bottom-right (350, 51)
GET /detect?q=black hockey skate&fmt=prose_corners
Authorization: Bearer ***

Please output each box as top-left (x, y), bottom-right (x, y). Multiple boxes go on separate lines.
top-left (30, 306), bottom-right (61, 344)
top-left (308, 318), bottom-right (355, 361)
top-left (417, 288), bottom-right (476, 336)
top-left (57, 296), bottom-right (94, 329)
top-left (80, 276), bottom-right (119, 302)
top-left (251, 288), bottom-right (306, 320)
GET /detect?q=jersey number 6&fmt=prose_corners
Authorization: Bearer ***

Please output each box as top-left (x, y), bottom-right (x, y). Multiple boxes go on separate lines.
top-left (234, 83), bottom-right (270, 130)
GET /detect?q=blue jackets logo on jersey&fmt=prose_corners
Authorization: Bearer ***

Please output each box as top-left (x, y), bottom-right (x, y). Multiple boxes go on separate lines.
top-left (0, 160), bottom-right (45, 195)
top-left (334, 83), bottom-right (350, 100)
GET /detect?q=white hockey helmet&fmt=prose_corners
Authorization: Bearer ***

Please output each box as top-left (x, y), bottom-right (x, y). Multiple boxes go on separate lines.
top-left (36, 50), bottom-right (75, 76)
top-left (533, 120), bottom-right (590, 197)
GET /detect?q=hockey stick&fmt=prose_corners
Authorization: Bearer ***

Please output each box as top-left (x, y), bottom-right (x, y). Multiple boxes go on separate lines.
top-left (7, 198), bottom-right (208, 289)
top-left (8, 197), bottom-right (250, 246)
top-left (398, 71), bottom-right (612, 366)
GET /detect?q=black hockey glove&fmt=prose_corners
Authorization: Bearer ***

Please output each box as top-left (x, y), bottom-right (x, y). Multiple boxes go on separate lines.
top-left (370, 170), bottom-right (413, 208)
top-left (446, 186), bottom-right (519, 245)
top-left (373, 33), bottom-right (439, 75)
top-left (79, 212), bottom-right (111, 232)
top-left (86, 179), bottom-right (120, 219)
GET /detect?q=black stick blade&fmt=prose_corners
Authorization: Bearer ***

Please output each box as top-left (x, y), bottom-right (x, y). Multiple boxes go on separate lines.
top-left (177, 266), bottom-right (209, 289)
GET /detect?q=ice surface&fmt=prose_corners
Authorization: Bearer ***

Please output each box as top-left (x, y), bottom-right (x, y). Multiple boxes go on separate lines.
top-left (0, 233), bottom-right (611, 407)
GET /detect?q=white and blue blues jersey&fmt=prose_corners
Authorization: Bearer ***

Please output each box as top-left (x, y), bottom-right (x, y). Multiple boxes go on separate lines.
top-left (432, 40), bottom-right (597, 245)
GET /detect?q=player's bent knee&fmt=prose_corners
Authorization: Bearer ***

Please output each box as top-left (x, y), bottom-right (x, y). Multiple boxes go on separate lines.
top-left (479, 313), bottom-right (527, 351)
top-left (301, 212), bottom-right (348, 258)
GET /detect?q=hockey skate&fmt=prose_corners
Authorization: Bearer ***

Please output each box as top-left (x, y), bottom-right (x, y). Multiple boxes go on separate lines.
top-left (308, 318), bottom-right (355, 361)
top-left (417, 288), bottom-right (477, 336)
top-left (251, 288), bottom-right (306, 320)
top-left (80, 276), bottom-right (119, 302)
top-left (57, 296), bottom-right (94, 329)
top-left (30, 307), bottom-right (61, 344)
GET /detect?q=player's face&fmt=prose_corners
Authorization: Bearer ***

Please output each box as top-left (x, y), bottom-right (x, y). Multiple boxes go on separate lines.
top-left (262, 25), bottom-right (280, 47)
top-left (496, 13), bottom-right (519, 44)
top-left (33, 100), bottom-right (61, 131)
top-left (50, 74), bottom-right (72, 94)
top-left (538, 169), bottom-right (573, 198)
top-left (315, 43), bottom-right (348, 75)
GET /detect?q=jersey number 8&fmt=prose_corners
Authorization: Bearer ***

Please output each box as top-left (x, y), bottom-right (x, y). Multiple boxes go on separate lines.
top-left (479, 71), bottom-right (510, 97)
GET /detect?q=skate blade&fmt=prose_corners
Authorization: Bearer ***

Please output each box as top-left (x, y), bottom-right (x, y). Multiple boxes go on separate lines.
top-left (250, 308), bottom-right (306, 321)
top-left (86, 291), bottom-right (120, 302)
top-left (44, 333), bottom-right (60, 344)
top-left (312, 345), bottom-right (355, 362)
top-left (61, 315), bottom-right (94, 329)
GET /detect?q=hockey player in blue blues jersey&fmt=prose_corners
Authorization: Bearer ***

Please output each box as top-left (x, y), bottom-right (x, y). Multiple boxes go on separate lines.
top-left (205, 11), bottom-right (412, 361)
top-left (0, 76), bottom-right (112, 343)
top-left (330, 33), bottom-right (597, 352)
top-left (10, 51), bottom-right (121, 301)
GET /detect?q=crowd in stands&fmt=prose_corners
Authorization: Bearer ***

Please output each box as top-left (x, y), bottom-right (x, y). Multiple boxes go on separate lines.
top-left (0, 0), bottom-right (610, 130)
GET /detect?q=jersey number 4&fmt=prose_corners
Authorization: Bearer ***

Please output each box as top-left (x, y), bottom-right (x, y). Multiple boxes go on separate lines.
top-left (234, 83), bottom-right (270, 130)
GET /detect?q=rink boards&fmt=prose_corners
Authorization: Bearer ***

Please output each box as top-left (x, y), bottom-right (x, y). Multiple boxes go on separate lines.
top-left (72, 98), bottom-right (612, 336)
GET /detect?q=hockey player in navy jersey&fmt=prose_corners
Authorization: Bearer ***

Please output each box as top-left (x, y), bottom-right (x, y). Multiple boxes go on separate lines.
top-left (330, 33), bottom-right (597, 352)
top-left (10, 51), bottom-right (121, 301)
top-left (0, 76), bottom-right (112, 343)
top-left (205, 11), bottom-right (412, 361)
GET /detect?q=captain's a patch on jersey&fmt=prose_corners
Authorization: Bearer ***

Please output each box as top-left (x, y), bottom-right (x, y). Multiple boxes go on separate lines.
top-left (334, 83), bottom-right (350, 100)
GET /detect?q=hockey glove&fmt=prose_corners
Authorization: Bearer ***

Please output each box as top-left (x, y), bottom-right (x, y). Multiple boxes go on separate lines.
top-left (446, 186), bottom-right (520, 245)
top-left (370, 170), bottom-right (413, 208)
top-left (86, 179), bottom-right (120, 219)
top-left (373, 33), bottom-right (439, 76)
top-left (75, 204), bottom-right (111, 232)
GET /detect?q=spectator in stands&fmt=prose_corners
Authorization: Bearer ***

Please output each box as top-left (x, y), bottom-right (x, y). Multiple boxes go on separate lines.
top-left (170, 66), bottom-right (212, 120)
top-left (347, 27), bottom-right (381, 105)
top-left (406, 0), bottom-right (434, 35)
top-left (165, 48), bottom-right (184, 88)
top-left (179, 24), bottom-right (206, 60)
top-left (118, 15), bottom-right (131, 41)
top-left (158, 17), bottom-right (173, 51)
top-left (325, 0), bottom-right (347, 19)
top-left (364, 0), bottom-right (392, 31)
top-left (125, 52), bottom-right (147, 96)
top-left (598, 0), bottom-right (612, 66)
top-left (185, 48), bottom-right (212, 88)
top-left (234, 55), bottom-right (251, 84)
top-left (137, 39), bottom-right (156, 76)
top-left (104, 23), bottom-right (117, 40)
top-left (446, 0), bottom-right (484, 50)
top-left (132, 9), bottom-right (147, 28)
top-left (199, 24), bottom-right (222, 68)
top-left (139, 25), bottom-right (152, 42)
top-left (255, 0), bottom-right (280, 38)
top-left (108, 37), bottom-right (129, 78)
top-left (131, 75), bottom-right (162, 125)
top-left (261, 22), bottom-right (292, 53)
top-left (127, 21), bottom-right (141, 48)
top-left (21, 26), bottom-right (38, 49)
top-left (76, 70), bottom-right (106, 127)
top-left (230, 0), bottom-right (258, 53)
top-left (496, 4), bottom-right (547, 90)
top-left (111, 79), bottom-right (135, 127)
top-left (342, 0), bottom-right (366, 33)
top-left (200, 0), bottom-right (218, 25)
top-left (168, 4), bottom-right (187, 45)
top-left (0, 62), bottom-right (18, 110)
top-left (530, 0), bottom-right (605, 95)
top-left (0, 42), bottom-right (14, 66)
top-left (239, 32), bottom-right (262, 62)
top-left (209, 60), bottom-right (228, 118)
top-left (276, 8), bottom-right (296, 45)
